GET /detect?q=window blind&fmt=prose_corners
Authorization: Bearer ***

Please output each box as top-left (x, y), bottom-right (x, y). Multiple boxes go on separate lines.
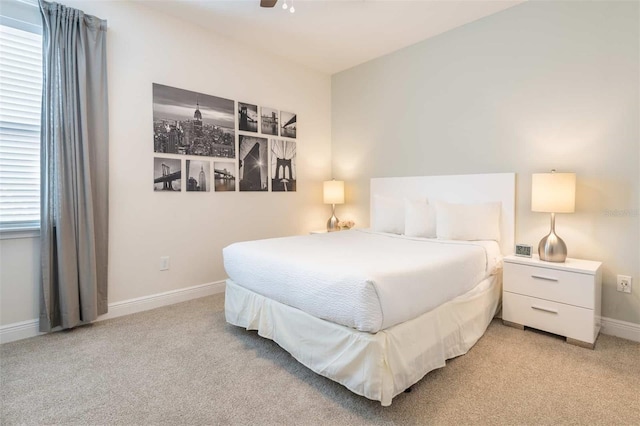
top-left (0, 23), bottom-right (42, 229)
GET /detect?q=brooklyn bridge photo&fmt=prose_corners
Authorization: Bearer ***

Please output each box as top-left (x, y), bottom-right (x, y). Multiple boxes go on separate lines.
top-left (214, 161), bottom-right (236, 192)
top-left (238, 102), bottom-right (258, 133)
top-left (271, 139), bottom-right (296, 192)
top-left (260, 106), bottom-right (278, 135)
top-left (153, 157), bottom-right (181, 191)
top-left (280, 111), bottom-right (297, 139)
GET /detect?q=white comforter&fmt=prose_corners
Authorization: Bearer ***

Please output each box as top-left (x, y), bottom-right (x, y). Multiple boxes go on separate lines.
top-left (223, 229), bottom-right (501, 333)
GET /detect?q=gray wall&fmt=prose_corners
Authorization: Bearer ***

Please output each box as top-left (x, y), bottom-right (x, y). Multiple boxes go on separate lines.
top-left (332, 1), bottom-right (639, 324)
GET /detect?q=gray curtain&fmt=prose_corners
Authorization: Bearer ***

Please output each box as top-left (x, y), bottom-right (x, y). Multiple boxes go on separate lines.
top-left (39, 0), bottom-right (109, 332)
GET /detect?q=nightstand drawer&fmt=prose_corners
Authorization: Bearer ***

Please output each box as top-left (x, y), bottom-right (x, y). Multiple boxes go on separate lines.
top-left (503, 263), bottom-right (594, 309)
top-left (503, 292), bottom-right (595, 343)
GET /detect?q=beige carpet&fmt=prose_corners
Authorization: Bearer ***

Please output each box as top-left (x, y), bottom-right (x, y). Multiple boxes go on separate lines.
top-left (1, 293), bottom-right (639, 425)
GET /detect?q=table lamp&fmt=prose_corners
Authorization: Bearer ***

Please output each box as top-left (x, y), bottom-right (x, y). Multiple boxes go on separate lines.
top-left (323, 180), bottom-right (344, 232)
top-left (531, 170), bottom-right (576, 262)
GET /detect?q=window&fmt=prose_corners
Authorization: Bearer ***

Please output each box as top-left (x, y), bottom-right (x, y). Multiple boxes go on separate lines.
top-left (0, 11), bottom-right (42, 232)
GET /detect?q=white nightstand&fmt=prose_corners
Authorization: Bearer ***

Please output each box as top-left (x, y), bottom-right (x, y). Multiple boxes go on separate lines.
top-left (310, 229), bottom-right (350, 234)
top-left (502, 255), bottom-right (602, 349)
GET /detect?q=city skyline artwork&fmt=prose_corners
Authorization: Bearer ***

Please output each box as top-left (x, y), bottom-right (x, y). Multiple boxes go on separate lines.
top-left (153, 83), bottom-right (236, 158)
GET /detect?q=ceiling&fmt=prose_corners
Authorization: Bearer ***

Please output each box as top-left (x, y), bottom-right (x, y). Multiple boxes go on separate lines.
top-left (139, 0), bottom-right (524, 75)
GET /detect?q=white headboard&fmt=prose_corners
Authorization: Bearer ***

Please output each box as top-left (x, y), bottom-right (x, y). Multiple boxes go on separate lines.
top-left (370, 173), bottom-right (516, 255)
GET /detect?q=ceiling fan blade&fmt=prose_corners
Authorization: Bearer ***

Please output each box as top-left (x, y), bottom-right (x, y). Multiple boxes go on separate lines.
top-left (260, 0), bottom-right (278, 7)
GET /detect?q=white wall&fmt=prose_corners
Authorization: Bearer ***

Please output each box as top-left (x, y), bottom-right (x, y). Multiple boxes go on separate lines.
top-left (0, 0), bottom-right (332, 326)
top-left (332, 1), bottom-right (639, 324)
top-left (0, 237), bottom-right (40, 325)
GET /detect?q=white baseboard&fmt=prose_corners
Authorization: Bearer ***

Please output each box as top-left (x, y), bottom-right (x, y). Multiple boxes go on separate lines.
top-left (600, 317), bottom-right (640, 343)
top-left (0, 319), bottom-right (41, 344)
top-left (0, 280), bottom-right (225, 344)
top-left (98, 280), bottom-right (225, 321)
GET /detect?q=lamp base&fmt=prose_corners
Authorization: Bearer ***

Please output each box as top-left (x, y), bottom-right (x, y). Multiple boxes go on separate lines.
top-left (326, 203), bottom-right (340, 232)
top-left (538, 231), bottom-right (567, 262)
top-left (327, 213), bottom-right (340, 232)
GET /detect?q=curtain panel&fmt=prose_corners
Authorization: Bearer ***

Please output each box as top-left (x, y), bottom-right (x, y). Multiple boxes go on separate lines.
top-left (39, 0), bottom-right (109, 332)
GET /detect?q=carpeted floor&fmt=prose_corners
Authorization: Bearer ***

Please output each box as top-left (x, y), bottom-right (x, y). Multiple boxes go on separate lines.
top-left (1, 293), bottom-right (639, 425)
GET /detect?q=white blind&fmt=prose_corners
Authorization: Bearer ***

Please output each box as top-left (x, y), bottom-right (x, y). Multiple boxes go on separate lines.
top-left (0, 24), bottom-right (42, 229)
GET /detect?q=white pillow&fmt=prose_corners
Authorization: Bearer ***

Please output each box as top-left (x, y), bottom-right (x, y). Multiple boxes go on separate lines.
top-left (435, 201), bottom-right (501, 241)
top-left (404, 199), bottom-right (436, 238)
top-left (372, 195), bottom-right (404, 234)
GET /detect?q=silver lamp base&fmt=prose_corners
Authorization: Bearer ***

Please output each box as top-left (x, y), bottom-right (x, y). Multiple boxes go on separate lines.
top-left (326, 204), bottom-right (340, 232)
top-left (538, 213), bottom-right (567, 262)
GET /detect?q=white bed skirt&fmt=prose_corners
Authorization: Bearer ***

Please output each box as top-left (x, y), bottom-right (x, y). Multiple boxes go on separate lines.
top-left (225, 273), bottom-right (502, 406)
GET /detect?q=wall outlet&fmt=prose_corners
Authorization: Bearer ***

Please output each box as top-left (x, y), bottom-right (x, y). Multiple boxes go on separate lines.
top-left (160, 256), bottom-right (170, 271)
top-left (617, 275), bottom-right (632, 293)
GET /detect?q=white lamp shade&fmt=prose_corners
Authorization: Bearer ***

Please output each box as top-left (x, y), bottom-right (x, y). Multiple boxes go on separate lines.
top-left (323, 180), bottom-right (344, 204)
top-left (531, 172), bottom-right (576, 213)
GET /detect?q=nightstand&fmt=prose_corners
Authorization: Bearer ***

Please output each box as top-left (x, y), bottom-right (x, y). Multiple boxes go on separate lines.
top-left (310, 229), bottom-right (349, 234)
top-left (502, 255), bottom-right (602, 349)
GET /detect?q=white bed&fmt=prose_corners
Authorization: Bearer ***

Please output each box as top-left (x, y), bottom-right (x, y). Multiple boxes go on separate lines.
top-left (224, 230), bottom-right (502, 332)
top-left (224, 173), bottom-right (515, 406)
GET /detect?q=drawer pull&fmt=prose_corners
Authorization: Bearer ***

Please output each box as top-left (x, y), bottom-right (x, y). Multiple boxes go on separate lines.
top-left (531, 305), bottom-right (558, 314)
top-left (531, 274), bottom-right (558, 282)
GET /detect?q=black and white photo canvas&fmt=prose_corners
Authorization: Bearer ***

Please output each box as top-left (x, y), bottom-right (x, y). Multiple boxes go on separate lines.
top-left (239, 135), bottom-right (268, 191)
top-left (260, 107), bottom-right (279, 135)
top-left (238, 102), bottom-right (258, 133)
top-left (153, 157), bottom-right (181, 191)
top-left (186, 160), bottom-right (210, 192)
top-left (153, 83), bottom-right (235, 158)
top-left (280, 111), bottom-right (297, 139)
top-left (271, 139), bottom-right (296, 192)
top-left (214, 161), bottom-right (236, 192)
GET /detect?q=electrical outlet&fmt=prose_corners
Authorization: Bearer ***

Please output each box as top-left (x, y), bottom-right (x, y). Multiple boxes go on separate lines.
top-left (160, 256), bottom-right (170, 271)
top-left (617, 275), bottom-right (632, 293)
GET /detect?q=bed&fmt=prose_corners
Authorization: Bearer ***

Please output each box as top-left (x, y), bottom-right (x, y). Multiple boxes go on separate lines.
top-left (224, 173), bottom-right (515, 406)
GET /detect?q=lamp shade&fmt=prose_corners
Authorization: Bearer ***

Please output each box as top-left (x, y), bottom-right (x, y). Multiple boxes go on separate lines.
top-left (323, 180), bottom-right (344, 205)
top-left (531, 172), bottom-right (576, 213)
